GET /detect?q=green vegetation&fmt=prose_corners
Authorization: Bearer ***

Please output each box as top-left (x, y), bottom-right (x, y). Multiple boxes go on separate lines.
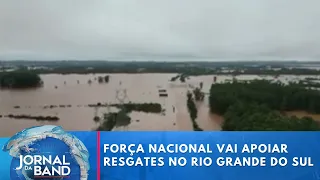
top-left (97, 75), bottom-right (110, 83)
top-left (104, 75), bottom-right (110, 83)
top-left (191, 82), bottom-right (205, 101)
top-left (305, 77), bottom-right (319, 81)
top-left (179, 75), bottom-right (186, 82)
top-left (98, 76), bottom-right (104, 83)
top-left (96, 108), bottom-right (131, 131)
top-left (96, 113), bottom-right (117, 131)
top-left (209, 80), bottom-right (320, 130)
top-left (0, 71), bottom-right (42, 88)
top-left (94, 102), bottom-right (161, 131)
top-left (170, 74), bottom-right (189, 82)
top-left (170, 75), bottom-right (180, 81)
top-left (193, 87), bottom-right (205, 101)
top-left (111, 103), bottom-right (162, 113)
top-left (3, 114), bottom-right (59, 121)
top-left (223, 102), bottom-right (318, 131)
top-left (298, 79), bottom-right (320, 88)
top-left (93, 116), bottom-right (100, 122)
top-left (187, 92), bottom-right (203, 131)
top-left (88, 102), bottom-right (162, 113)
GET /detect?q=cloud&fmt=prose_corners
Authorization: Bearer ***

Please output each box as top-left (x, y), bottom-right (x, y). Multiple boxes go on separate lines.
top-left (0, 0), bottom-right (320, 60)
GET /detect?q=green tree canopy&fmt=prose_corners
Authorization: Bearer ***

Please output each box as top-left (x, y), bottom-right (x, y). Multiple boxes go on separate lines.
top-left (0, 71), bottom-right (42, 88)
top-left (209, 80), bottom-right (320, 131)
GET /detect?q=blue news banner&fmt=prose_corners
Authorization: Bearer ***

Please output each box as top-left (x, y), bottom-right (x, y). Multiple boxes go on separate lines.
top-left (1, 131), bottom-right (320, 180)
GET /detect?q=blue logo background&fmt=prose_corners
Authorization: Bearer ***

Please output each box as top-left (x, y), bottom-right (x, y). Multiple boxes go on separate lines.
top-left (2, 126), bottom-right (92, 180)
top-left (10, 137), bottom-right (80, 180)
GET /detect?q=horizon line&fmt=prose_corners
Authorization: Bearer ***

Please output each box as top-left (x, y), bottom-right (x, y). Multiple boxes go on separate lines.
top-left (1, 60), bottom-right (320, 62)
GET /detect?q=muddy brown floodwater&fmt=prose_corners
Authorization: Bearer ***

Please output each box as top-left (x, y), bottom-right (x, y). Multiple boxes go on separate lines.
top-left (0, 74), bottom-right (318, 136)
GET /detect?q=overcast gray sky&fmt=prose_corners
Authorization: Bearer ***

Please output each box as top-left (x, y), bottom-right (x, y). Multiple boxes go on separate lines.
top-left (0, 0), bottom-right (319, 61)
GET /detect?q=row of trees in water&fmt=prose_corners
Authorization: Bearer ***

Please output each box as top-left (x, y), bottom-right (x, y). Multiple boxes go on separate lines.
top-left (97, 75), bottom-right (110, 83)
top-left (209, 80), bottom-right (320, 130)
top-left (111, 103), bottom-right (162, 113)
top-left (186, 81), bottom-right (207, 131)
top-left (170, 74), bottom-right (189, 83)
top-left (186, 92), bottom-right (203, 131)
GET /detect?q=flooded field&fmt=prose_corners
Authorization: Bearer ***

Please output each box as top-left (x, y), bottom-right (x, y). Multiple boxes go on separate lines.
top-left (0, 73), bottom-right (319, 136)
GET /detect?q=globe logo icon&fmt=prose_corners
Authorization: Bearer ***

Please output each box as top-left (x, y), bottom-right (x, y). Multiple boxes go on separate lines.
top-left (2, 125), bottom-right (90, 180)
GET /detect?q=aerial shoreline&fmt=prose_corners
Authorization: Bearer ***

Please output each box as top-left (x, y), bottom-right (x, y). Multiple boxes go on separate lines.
top-left (2, 60), bottom-right (320, 75)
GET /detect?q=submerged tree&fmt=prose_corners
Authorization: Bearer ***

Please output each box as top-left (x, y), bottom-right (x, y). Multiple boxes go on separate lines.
top-left (104, 75), bottom-right (110, 83)
top-left (193, 88), bottom-right (204, 101)
top-left (179, 75), bottom-right (186, 83)
top-left (98, 76), bottom-right (104, 83)
top-left (93, 116), bottom-right (100, 123)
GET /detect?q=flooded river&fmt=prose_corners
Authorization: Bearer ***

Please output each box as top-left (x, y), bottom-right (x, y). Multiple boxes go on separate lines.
top-left (0, 73), bottom-right (318, 136)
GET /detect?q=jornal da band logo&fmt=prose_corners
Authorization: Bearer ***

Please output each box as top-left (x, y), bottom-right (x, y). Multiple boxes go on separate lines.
top-left (16, 154), bottom-right (71, 178)
top-left (2, 125), bottom-right (90, 180)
